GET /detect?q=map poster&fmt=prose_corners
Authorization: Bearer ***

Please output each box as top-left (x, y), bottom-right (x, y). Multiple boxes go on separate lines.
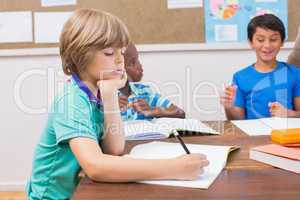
top-left (204, 0), bottom-right (288, 43)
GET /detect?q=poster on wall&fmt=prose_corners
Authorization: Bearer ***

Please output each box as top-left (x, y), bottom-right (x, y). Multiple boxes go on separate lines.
top-left (204, 0), bottom-right (288, 43)
top-left (0, 11), bottom-right (33, 43)
top-left (34, 12), bottom-right (72, 43)
top-left (168, 0), bottom-right (203, 9)
top-left (41, 0), bottom-right (76, 7)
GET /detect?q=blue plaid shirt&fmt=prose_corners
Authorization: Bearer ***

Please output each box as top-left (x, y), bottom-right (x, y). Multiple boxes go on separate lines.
top-left (120, 83), bottom-right (172, 121)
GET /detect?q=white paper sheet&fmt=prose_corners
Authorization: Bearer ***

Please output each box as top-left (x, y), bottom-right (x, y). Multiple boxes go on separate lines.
top-left (34, 12), bottom-right (72, 43)
top-left (215, 24), bottom-right (238, 42)
top-left (255, 0), bottom-right (278, 2)
top-left (0, 11), bottom-right (33, 43)
top-left (41, 0), bottom-right (76, 7)
top-left (232, 117), bottom-right (300, 136)
top-left (168, 0), bottom-right (203, 9)
top-left (128, 141), bottom-right (234, 189)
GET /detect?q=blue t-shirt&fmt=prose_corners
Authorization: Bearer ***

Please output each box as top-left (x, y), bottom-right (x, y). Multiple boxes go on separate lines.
top-left (233, 61), bottom-right (300, 119)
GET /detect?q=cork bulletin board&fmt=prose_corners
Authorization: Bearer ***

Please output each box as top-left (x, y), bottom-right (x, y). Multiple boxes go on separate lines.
top-left (0, 0), bottom-right (298, 49)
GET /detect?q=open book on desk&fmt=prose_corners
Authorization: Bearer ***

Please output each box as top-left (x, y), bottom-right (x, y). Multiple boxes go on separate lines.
top-left (127, 141), bottom-right (238, 189)
top-left (124, 118), bottom-right (220, 140)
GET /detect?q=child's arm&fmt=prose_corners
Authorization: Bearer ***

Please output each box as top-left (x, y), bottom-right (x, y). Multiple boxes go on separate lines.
top-left (220, 86), bottom-right (245, 120)
top-left (132, 100), bottom-right (185, 118)
top-left (150, 104), bottom-right (186, 118)
top-left (70, 137), bottom-right (209, 182)
top-left (98, 75), bottom-right (127, 155)
top-left (224, 107), bottom-right (245, 120)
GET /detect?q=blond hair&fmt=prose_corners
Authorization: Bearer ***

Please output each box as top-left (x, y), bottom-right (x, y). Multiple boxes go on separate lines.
top-left (60, 9), bottom-right (130, 75)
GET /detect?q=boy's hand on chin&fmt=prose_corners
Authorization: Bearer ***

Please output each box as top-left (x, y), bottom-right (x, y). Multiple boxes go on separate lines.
top-left (97, 71), bottom-right (127, 96)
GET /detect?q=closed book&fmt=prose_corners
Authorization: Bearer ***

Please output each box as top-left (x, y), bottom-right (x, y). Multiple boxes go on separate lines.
top-left (250, 144), bottom-right (300, 174)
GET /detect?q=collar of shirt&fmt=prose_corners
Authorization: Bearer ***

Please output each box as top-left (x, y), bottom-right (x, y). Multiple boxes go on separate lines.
top-left (71, 74), bottom-right (103, 108)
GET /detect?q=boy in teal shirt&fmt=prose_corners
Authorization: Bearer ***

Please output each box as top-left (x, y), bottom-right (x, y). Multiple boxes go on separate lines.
top-left (26, 9), bottom-right (209, 200)
top-left (26, 75), bottom-right (104, 199)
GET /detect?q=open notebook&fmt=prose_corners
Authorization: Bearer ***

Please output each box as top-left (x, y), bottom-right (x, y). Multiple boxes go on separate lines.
top-left (124, 118), bottom-right (220, 140)
top-left (231, 117), bottom-right (300, 136)
top-left (127, 141), bottom-right (238, 189)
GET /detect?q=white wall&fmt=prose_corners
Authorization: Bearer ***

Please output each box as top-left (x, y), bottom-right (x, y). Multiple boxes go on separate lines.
top-left (0, 43), bottom-right (292, 190)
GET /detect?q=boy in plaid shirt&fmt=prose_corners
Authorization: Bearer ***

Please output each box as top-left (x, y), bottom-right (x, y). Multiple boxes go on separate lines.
top-left (119, 43), bottom-right (185, 120)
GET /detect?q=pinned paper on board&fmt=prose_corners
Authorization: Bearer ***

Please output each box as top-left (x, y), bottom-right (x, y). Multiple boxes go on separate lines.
top-left (41, 0), bottom-right (77, 7)
top-left (0, 11), bottom-right (33, 43)
top-left (34, 12), bottom-right (72, 43)
top-left (214, 24), bottom-right (238, 42)
top-left (168, 0), bottom-right (203, 9)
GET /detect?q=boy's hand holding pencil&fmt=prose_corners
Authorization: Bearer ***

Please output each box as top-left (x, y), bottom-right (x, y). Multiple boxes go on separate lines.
top-left (97, 68), bottom-right (127, 96)
top-left (170, 130), bottom-right (210, 180)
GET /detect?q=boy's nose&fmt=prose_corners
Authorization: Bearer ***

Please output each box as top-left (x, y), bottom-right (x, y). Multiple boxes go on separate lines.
top-left (114, 55), bottom-right (124, 65)
top-left (137, 61), bottom-right (143, 72)
top-left (115, 58), bottom-right (121, 65)
top-left (263, 41), bottom-right (271, 48)
top-left (139, 65), bottom-right (143, 72)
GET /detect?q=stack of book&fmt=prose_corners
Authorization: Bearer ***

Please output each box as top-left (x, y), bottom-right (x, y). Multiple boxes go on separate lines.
top-left (250, 144), bottom-right (300, 174)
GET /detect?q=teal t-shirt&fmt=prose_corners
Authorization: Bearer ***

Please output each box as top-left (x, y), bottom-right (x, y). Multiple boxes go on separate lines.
top-left (26, 79), bottom-right (104, 200)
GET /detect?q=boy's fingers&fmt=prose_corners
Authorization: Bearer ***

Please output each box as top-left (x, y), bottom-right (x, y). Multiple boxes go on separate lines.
top-left (221, 96), bottom-right (233, 101)
top-left (119, 95), bottom-right (128, 100)
top-left (119, 98), bottom-right (128, 103)
top-left (201, 159), bottom-right (210, 167)
top-left (225, 90), bottom-right (233, 94)
top-left (269, 102), bottom-right (280, 110)
top-left (191, 153), bottom-right (207, 160)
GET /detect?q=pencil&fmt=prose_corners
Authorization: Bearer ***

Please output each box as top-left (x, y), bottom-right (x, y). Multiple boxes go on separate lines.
top-left (172, 130), bottom-right (190, 154)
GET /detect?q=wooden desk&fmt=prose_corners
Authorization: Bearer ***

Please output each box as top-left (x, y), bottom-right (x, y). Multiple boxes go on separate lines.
top-left (72, 121), bottom-right (300, 200)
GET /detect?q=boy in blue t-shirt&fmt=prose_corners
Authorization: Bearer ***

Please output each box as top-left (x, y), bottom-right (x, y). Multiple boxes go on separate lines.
top-left (221, 14), bottom-right (300, 120)
top-left (118, 43), bottom-right (185, 120)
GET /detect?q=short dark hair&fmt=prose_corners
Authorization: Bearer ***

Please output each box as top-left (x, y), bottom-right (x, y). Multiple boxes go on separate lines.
top-left (247, 14), bottom-right (285, 42)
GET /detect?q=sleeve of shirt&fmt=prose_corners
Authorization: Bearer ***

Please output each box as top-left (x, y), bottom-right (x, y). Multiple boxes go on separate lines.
top-left (233, 74), bottom-right (246, 108)
top-left (53, 93), bottom-right (99, 145)
top-left (148, 92), bottom-right (172, 109)
top-left (293, 68), bottom-right (300, 97)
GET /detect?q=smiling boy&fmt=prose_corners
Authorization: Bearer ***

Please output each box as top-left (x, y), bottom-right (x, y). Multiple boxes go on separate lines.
top-left (221, 14), bottom-right (300, 120)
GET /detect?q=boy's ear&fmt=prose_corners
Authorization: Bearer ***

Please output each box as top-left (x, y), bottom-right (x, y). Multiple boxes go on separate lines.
top-left (126, 73), bottom-right (133, 82)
